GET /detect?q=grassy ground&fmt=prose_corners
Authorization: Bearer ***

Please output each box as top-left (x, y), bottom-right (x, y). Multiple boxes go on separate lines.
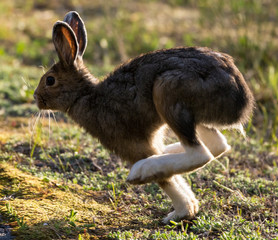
top-left (0, 115), bottom-right (277, 239)
top-left (0, 0), bottom-right (278, 239)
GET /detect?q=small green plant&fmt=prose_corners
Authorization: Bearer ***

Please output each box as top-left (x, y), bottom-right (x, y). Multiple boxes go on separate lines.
top-left (6, 202), bottom-right (16, 216)
top-left (65, 209), bottom-right (78, 227)
top-left (6, 203), bottom-right (28, 229)
top-left (165, 220), bottom-right (189, 233)
top-left (17, 216), bottom-right (28, 229)
top-left (109, 182), bottom-right (124, 210)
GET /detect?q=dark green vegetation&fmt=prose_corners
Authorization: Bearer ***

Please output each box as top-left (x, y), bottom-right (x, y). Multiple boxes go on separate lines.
top-left (0, 0), bottom-right (277, 239)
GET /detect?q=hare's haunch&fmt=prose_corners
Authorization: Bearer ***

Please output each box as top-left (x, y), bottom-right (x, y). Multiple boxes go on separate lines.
top-left (34, 11), bottom-right (254, 223)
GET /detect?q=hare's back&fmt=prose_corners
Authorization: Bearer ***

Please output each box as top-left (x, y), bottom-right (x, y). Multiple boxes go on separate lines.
top-left (149, 47), bottom-right (254, 127)
top-left (104, 47), bottom-right (253, 128)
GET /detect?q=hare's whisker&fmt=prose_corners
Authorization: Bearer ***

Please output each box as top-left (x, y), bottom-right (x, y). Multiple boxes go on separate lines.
top-left (48, 110), bottom-right (51, 136)
top-left (31, 111), bottom-right (41, 134)
top-left (21, 76), bottom-right (31, 88)
top-left (29, 111), bottom-right (42, 147)
top-left (50, 110), bottom-right (59, 128)
top-left (39, 65), bottom-right (46, 74)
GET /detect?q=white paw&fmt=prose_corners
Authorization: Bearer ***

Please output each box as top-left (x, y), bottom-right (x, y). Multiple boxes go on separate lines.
top-left (163, 197), bottom-right (199, 224)
top-left (126, 157), bottom-right (165, 184)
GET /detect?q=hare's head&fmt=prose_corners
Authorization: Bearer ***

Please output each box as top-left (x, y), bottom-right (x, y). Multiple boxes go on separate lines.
top-left (34, 11), bottom-right (90, 112)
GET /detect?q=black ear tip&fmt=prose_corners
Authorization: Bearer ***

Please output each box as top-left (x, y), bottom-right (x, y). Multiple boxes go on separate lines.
top-left (66, 11), bottom-right (79, 16)
top-left (53, 21), bottom-right (62, 33)
top-left (53, 21), bottom-right (70, 33)
top-left (64, 11), bottom-right (81, 21)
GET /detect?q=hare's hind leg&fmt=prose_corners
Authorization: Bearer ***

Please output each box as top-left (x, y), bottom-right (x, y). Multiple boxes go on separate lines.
top-left (196, 125), bottom-right (231, 157)
top-left (126, 126), bottom-right (232, 184)
top-left (163, 142), bottom-right (184, 154)
top-left (127, 141), bottom-right (213, 184)
top-left (127, 117), bottom-right (231, 185)
top-left (163, 125), bottom-right (230, 157)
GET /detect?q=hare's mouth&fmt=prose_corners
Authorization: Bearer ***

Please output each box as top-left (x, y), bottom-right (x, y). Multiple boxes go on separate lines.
top-left (35, 95), bottom-right (48, 109)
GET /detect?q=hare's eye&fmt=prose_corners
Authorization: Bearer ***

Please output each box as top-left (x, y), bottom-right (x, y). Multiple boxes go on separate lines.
top-left (46, 76), bottom-right (55, 86)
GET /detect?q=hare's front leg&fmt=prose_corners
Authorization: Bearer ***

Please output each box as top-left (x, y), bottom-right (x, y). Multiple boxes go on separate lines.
top-left (159, 175), bottom-right (199, 223)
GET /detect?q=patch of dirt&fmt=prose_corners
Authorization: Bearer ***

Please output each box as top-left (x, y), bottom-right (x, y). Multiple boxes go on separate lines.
top-left (0, 215), bottom-right (14, 240)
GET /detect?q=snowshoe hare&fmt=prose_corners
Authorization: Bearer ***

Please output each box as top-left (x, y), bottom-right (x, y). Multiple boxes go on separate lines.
top-left (34, 11), bottom-right (254, 223)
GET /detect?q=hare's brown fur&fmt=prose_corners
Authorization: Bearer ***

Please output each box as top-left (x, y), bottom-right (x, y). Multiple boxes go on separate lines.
top-left (36, 47), bottom-right (254, 163)
top-left (50, 47), bottom-right (252, 163)
top-left (34, 11), bottom-right (254, 222)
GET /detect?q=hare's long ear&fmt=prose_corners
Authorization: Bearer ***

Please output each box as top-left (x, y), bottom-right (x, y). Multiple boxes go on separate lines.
top-left (53, 21), bottom-right (78, 66)
top-left (63, 11), bottom-right (87, 57)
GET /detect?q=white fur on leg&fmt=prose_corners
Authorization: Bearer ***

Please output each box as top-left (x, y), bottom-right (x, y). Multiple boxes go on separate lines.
top-left (160, 175), bottom-right (199, 223)
top-left (174, 175), bottom-right (198, 209)
top-left (164, 126), bottom-right (230, 158)
top-left (196, 125), bottom-right (231, 157)
top-left (127, 143), bottom-right (214, 184)
top-left (163, 142), bottom-right (184, 154)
